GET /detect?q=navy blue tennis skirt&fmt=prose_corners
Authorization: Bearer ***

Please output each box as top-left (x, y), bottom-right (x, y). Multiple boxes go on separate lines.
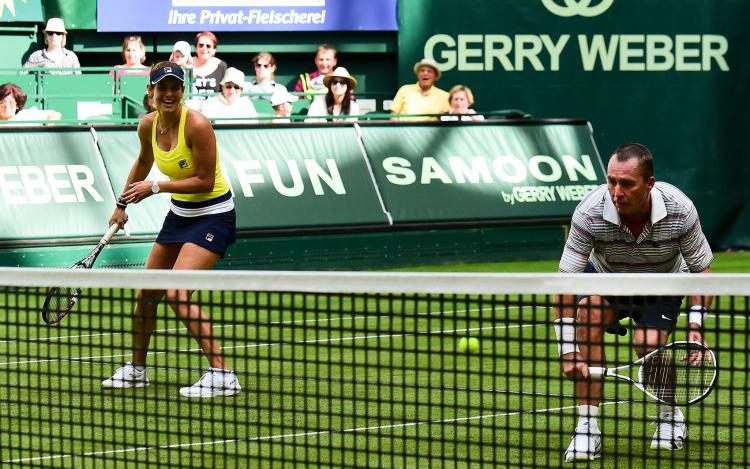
top-left (155, 209), bottom-right (236, 257)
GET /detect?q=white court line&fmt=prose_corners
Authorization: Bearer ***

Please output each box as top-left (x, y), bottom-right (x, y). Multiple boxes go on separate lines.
top-left (0, 321), bottom-right (539, 367)
top-left (2, 400), bottom-right (622, 464)
top-left (0, 305), bottom-right (519, 345)
top-left (2, 308), bottom-right (739, 346)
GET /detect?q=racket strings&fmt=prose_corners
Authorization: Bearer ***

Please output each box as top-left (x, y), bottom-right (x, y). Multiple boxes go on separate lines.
top-left (642, 351), bottom-right (676, 402)
top-left (642, 344), bottom-right (715, 404)
top-left (44, 287), bottom-right (81, 323)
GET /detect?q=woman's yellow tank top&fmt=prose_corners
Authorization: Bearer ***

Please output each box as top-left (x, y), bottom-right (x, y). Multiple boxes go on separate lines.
top-left (151, 106), bottom-right (229, 202)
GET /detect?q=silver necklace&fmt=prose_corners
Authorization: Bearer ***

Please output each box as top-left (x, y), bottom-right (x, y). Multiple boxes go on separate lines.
top-left (157, 113), bottom-right (177, 135)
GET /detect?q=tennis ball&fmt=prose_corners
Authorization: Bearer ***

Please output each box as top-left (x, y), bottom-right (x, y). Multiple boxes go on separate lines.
top-left (458, 337), bottom-right (480, 354)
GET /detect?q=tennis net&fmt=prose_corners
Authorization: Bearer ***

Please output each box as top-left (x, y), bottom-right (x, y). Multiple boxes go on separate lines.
top-left (0, 268), bottom-right (747, 468)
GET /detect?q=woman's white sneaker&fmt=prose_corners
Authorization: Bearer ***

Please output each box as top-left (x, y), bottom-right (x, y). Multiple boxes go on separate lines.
top-left (179, 368), bottom-right (241, 398)
top-left (101, 362), bottom-right (149, 388)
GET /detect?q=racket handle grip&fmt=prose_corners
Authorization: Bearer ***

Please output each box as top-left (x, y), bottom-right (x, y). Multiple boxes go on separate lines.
top-left (101, 223), bottom-right (120, 244)
top-left (588, 367), bottom-right (606, 379)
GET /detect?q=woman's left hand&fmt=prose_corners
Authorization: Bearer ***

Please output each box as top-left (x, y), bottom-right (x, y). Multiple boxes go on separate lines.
top-left (121, 180), bottom-right (156, 204)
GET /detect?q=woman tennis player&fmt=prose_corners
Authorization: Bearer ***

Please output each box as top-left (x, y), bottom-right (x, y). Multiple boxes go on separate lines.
top-left (101, 61), bottom-right (240, 398)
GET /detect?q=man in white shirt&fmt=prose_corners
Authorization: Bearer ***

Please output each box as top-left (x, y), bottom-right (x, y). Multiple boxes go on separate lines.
top-left (554, 143), bottom-right (713, 462)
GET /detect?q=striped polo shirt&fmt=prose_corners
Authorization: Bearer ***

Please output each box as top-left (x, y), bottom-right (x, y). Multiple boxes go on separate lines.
top-left (559, 182), bottom-right (713, 273)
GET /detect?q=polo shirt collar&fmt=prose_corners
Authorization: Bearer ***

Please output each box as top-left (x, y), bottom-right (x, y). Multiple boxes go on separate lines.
top-left (603, 185), bottom-right (667, 225)
top-left (413, 83), bottom-right (435, 94)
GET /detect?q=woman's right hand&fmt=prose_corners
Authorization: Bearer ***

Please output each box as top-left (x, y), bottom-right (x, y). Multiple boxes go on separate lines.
top-left (109, 208), bottom-right (128, 230)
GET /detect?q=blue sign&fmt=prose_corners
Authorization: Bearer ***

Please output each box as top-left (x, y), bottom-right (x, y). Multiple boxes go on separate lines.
top-left (97, 0), bottom-right (398, 32)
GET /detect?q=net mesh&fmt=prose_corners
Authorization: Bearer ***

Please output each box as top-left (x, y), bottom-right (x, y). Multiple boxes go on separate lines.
top-left (0, 269), bottom-right (747, 468)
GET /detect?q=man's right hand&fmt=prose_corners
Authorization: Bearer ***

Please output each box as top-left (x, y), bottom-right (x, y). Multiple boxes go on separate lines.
top-left (561, 351), bottom-right (590, 379)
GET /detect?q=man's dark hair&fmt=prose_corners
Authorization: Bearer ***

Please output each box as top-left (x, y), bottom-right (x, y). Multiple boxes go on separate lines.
top-left (613, 143), bottom-right (654, 179)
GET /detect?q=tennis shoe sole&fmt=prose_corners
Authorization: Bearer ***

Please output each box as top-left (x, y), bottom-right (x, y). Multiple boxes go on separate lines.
top-left (178, 386), bottom-right (241, 398)
top-left (101, 379), bottom-right (149, 389)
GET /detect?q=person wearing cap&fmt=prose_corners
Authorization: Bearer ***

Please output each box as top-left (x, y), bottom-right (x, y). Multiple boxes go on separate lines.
top-left (246, 52), bottom-right (287, 100)
top-left (306, 67), bottom-right (359, 123)
top-left (169, 41), bottom-right (194, 69)
top-left (201, 67), bottom-right (258, 124)
top-left (390, 58), bottom-right (450, 121)
top-left (270, 89), bottom-right (299, 123)
top-left (192, 31), bottom-right (228, 95)
top-left (23, 18), bottom-right (81, 75)
top-left (102, 61), bottom-right (241, 399)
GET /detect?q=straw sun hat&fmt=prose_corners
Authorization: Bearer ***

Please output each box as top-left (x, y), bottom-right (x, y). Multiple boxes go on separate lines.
top-left (323, 67), bottom-right (357, 89)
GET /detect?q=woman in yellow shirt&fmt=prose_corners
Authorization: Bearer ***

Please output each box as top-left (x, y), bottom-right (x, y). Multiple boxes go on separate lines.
top-left (102, 61), bottom-right (240, 398)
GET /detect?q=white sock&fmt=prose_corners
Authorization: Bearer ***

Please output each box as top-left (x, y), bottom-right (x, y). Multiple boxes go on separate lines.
top-left (659, 404), bottom-right (683, 420)
top-left (578, 404), bottom-right (599, 429)
top-left (132, 364), bottom-right (146, 373)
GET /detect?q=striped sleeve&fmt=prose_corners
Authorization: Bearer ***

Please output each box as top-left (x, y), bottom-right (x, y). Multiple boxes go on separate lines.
top-left (678, 205), bottom-right (713, 272)
top-left (559, 207), bottom-right (594, 273)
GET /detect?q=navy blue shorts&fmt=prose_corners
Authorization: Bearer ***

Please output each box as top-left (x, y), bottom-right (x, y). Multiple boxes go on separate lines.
top-left (155, 209), bottom-right (236, 258)
top-left (576, 262), bottom-right (684, 332)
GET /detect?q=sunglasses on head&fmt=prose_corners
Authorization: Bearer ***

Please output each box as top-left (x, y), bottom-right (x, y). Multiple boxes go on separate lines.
top-left (330, 79), bottom-right (348, 86)
top-left (254, 63), bottom-right (272, 69)
top-left (46, 31), bottom-right (64, 36)
top-left (197, 43), bottom-right (214, 49)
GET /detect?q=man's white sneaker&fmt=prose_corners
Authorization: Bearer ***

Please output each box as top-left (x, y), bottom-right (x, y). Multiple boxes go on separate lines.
top-left (179, 368), bottom-right (241, 398)
top-left (564, 421), bottom-right (602, 462)
top-left (651, 408), bottom-right (687, 450)
top-left (101, 362), bottom-right (149, 388)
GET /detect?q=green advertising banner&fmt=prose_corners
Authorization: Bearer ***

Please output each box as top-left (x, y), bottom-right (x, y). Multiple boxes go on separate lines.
top-left (0, 129), bottom-right (115, 240)
top-left (96, 125), bottom-right (390, 234)
top-left (0, 0), bottom-right (42, 22)
top-left (397, 0), bottom-right (750, 247)
top-left (1, 123), bottom-right (597, 243)
top-left (359, 121), bottom-right (604, 223)
top-left (95, 128), bottom-right (171, 236)
top-left (215, 126), bottom-right (388, 230)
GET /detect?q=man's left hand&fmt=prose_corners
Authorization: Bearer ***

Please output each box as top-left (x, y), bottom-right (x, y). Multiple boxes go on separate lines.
top-left (686, 326), bottom-right (708, 365)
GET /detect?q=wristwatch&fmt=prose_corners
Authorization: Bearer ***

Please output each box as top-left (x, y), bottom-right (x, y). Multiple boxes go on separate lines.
top-left (151, 180), bottom-right (161, 194)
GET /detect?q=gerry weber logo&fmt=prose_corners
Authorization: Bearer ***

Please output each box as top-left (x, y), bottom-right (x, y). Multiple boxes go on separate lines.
top-left (541, 0), bottom-right (614, 17)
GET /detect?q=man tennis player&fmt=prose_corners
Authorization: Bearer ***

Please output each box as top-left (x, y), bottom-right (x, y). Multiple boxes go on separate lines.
top-left (554, 143), bottom-right (713, 461)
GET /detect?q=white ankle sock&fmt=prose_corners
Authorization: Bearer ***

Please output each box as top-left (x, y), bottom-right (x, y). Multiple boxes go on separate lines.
top-left (659, 404), bottom-right (683, 419)
top-left (578, 404), bottom-right (599, 429)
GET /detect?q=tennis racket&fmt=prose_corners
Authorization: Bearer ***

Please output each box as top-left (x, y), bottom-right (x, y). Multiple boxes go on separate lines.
top-left (588, 341), bottom-right (718, 406)
top-left (41, 224), bottom-right (120, 325)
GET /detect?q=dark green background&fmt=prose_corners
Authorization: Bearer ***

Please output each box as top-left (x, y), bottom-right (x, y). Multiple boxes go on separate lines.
top-left (398, 0), bottom-right (750, 248)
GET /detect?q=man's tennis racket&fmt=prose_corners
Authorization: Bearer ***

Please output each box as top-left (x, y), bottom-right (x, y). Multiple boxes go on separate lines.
top-left (41, 224), bottom-right (120, 325)
top-left (588, 341), bottom-right (718, 406)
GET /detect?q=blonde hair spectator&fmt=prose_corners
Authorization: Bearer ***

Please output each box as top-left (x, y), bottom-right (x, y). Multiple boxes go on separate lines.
top-left (441, 84), bottom-right (484, 121)
top-left (448, 85), bottom-right (474, 107)
top-left (121, 35), bottom-right (146, 66)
